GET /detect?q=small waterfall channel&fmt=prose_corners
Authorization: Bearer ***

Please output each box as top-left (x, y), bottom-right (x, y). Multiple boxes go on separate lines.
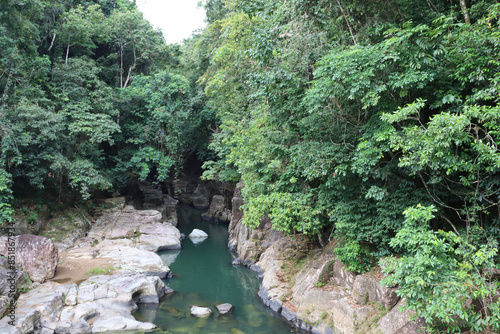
top-left (133, 204), bottom-right (301, 333)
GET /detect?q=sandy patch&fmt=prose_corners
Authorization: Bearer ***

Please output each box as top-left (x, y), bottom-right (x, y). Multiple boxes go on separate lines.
top-left (50, 251), bottom-right (115, 285)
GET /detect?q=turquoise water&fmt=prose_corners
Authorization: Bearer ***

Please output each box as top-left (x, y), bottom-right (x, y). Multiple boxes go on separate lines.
top-left (133, 205), bottom-right (300, 334)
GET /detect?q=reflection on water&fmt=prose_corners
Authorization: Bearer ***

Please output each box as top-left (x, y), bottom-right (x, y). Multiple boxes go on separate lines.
top-left (134, 205), bottom-right (300, 334)
top-left (158, 250), bottom-right (181, 267)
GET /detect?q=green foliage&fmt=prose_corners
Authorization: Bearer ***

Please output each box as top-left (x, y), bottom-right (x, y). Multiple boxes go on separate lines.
top-left (85, 266), bottom-right (115, 276)
top-left (197, 3), bottom-right (500, 331)
top-left (0, 169), bottom-right (14, 224)
top-left (243, 192), bottom-right (322, 235)
top-left (0, 0), bottom-right (211, 203)
top-left (68, 159), bottom-right (111, 200)
top-left (334, 240), bottom-right (372, 274)
top-left (382, 205), bottom-right (500, 333)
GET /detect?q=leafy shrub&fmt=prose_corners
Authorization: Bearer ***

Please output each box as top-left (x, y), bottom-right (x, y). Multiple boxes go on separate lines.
top-left (382, 205), bottom-right (500, 333)
top-left (334, 240), bottom-right (373, 274)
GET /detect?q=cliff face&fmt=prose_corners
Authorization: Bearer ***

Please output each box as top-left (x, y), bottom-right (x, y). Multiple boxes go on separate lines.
top-left (228, 183), bottom-right (426, 334)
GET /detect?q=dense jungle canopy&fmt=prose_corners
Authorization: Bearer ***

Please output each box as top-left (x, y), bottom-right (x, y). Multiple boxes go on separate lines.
top-left (1, 0), bottom-right (500, 332)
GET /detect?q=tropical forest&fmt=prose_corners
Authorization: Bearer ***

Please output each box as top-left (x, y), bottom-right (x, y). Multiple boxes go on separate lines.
top-left (1, 0), bottom-right (500, 333)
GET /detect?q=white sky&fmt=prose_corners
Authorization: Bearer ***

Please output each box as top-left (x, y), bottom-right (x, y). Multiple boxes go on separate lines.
top-left (136, 0), bottom-right (207, 44)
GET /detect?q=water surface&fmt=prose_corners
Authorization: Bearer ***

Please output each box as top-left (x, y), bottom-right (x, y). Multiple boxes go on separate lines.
top-left (133, 205), bottom-right (300, 334)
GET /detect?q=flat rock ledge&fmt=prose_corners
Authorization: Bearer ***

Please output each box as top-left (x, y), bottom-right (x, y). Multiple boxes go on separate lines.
top-left (0, 274), bottom-right (166, 333)
top-left (0, 197), bottom-right (182, 333)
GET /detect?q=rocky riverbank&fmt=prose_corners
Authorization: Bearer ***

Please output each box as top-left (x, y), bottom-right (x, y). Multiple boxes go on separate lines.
top-left (0, 189), bottom-right (182, 333)
top-left (1, 176), bottom-right (427, 334)
top-left (228, 183), bottom-right (426, 334)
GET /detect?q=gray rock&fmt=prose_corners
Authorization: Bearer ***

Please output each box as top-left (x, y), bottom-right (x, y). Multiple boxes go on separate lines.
top-left (188, 229), bottom-right (208, 239)
top-left (232, 257), bottom-right (243, 266)
top-left (0, 258), bottom-right (27, 296)
top-left (378, 300), bottom-right (427, 334)
top-left (190, 306), bottom-right (212, 317)
top-left (352, 274), bottom-right (400, 308)
top-left (202, 195), bottom-right (231, 223)
top-left (0, 296), bottom-right (9, 318)
top-left (138, 234), bottom-right (181, 251)
top-left (333, 259), bottom-right (357, 289)
top-left (91, 308), bottom-right (156, 332)
top-left (191, 184), bottom-right (212, 209)
top-left (216, 303), bottom-right (233, 315)
top-left (258, 285), bottom-right (283, 313)
top-left (138, 223), bottom-right (182, 251)
top-left (0, 235), bottom-right (58, 283)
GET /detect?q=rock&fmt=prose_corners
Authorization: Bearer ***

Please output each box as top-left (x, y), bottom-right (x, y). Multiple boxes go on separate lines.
top-left (105, 226), bottom-right (137, 239)
top-left (50, 273), bottom-right (163, 333)
top-left (0, 235), bottom-right (58, 283)
top-left (139, 223), bottom-right (181, 238)
top-left (258, 285), bottom-right (283, 313)
top-left (171, 178), bottom-right (199, 205)
top-left (378, 300), bottom-right (427, 334)
top-left (65, 244), bottom-right (171, 279)
top-left (190, 306), bottom-right (212, 317)
top-left (0, 307), bottom-right (40, 334)
top-left (202, 195), bottom-right (231, 223)
top-left (191, 184), bottom-right (212, 209)
top-left (232, 257), bottom-right (243, 266)
top-left (0, 258), bottom-right (27, 296)
top-left (228, 183), bottom-right (244, 253)
top-left (135, 209), bottom-right (163, 224)
top-left (333, 258), bottom-right (357, 289)
top-left (0, 296), bottom-right (9, 318)
top-left (188, 229), bottom-right (208, 239)
top-left (91, 308), bottom-right (157, 332)
top-left (96, 245), bottom-right (171, 278)
top-left (352, 274), bottom-right (400, 308)
top-left (216, 303), bottom-right (233, 315)
top-left (138, 223), bottom-right (182, 251)
top-left (138, 234), bottom-right (181, 251)
top-left (141, 186), bottom-right (179, 225)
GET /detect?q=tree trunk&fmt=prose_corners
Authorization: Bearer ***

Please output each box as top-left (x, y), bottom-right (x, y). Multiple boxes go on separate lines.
top-left (459, 0), bottom-right (471, 24)
top-left (336, 0), bottom-right (357, 45)
top-left (120, 43), bottom-right (124, 88)
top-left (65, 43), bottom-right (70, 64)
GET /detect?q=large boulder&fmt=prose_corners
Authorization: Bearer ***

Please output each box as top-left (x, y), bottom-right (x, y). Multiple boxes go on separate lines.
top-left (0, 235), bottom-right (58, 283)
top-left (138, 223), bottom-right (182, 251)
